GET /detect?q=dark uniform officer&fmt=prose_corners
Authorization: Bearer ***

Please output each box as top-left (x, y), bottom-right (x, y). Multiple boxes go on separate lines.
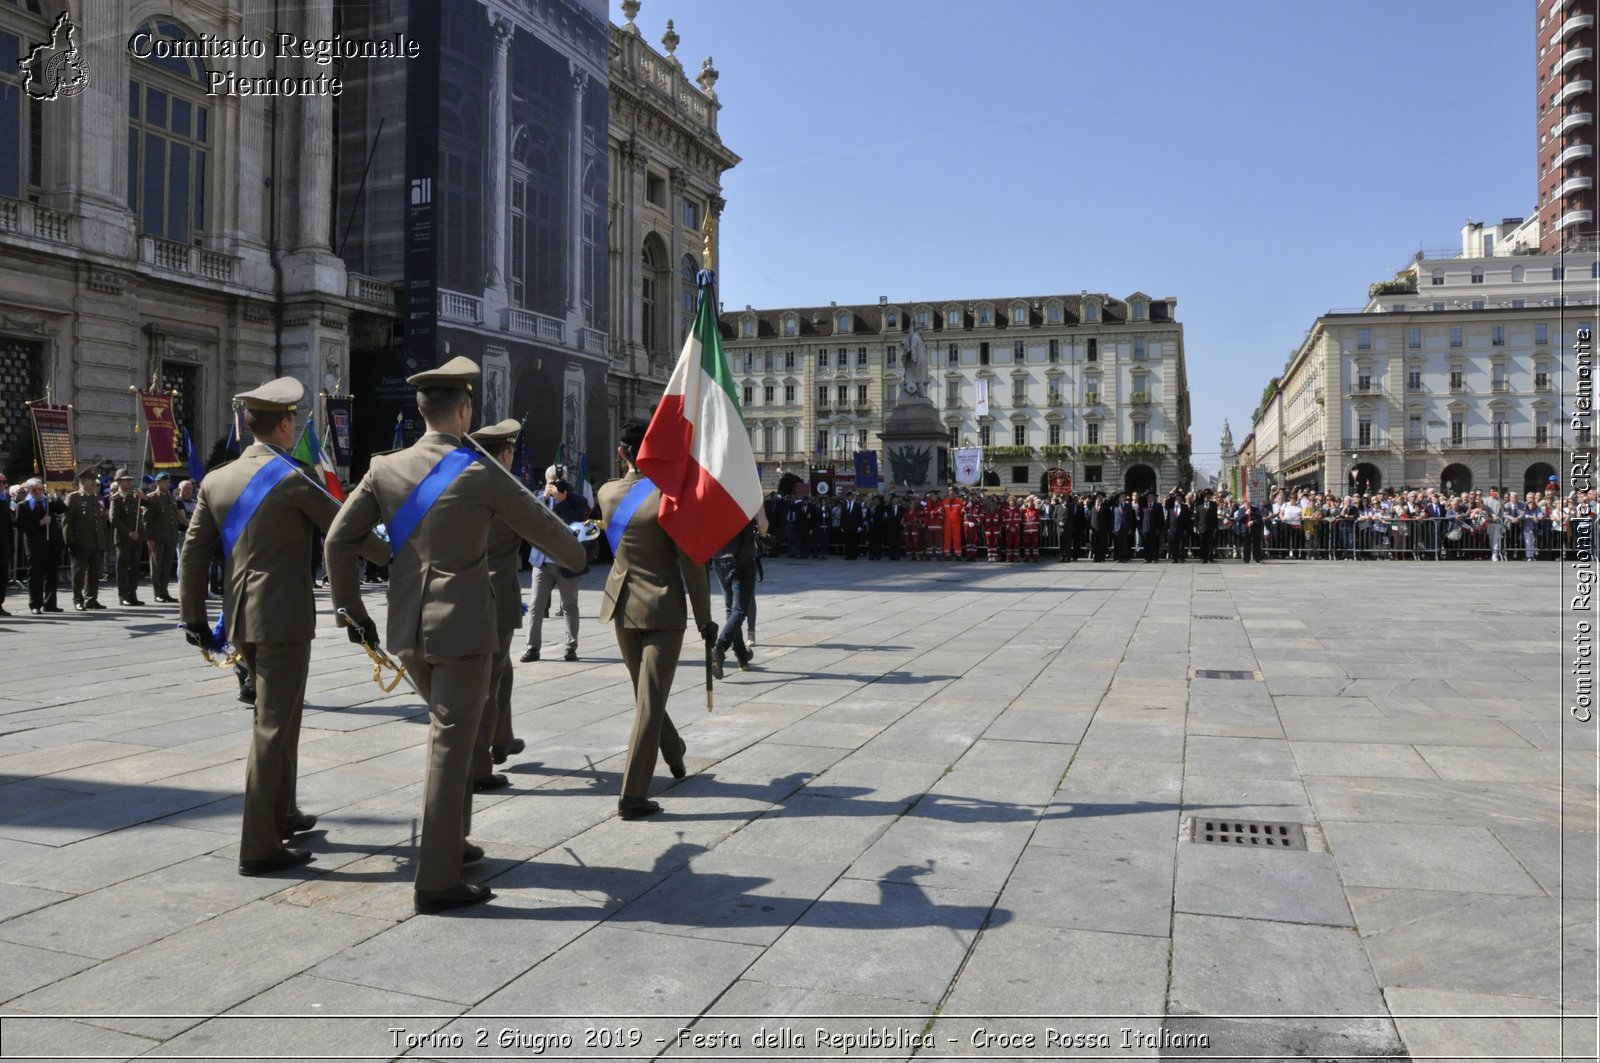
top-left (325, 357), bottom-right (583, 914)
top-left (141, 473), bottom-right (181, 602)
top-left (598, 420), bottom-right (715, 820)
top-left (16, 479), bottom-right (64, 613)
top-left (63, 468), bottom-right (108, 609)
top-left (179, 377), bottom-right (389, 876)
top-left (108, 470), bottom-right (144, 605)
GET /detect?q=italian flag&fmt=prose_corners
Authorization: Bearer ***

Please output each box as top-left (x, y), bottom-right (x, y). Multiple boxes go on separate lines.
top-left (637, 273), bottom-right (761, 565)
top-left (291, 416), bottom-right (346, 501)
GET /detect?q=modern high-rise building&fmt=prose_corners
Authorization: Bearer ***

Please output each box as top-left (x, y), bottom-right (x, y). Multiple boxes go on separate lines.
top-left (1537, 0), bottom-right (1598, 251)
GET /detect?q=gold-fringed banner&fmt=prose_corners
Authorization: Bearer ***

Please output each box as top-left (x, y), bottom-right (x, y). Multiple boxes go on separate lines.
top-left (138, 388), bottom-right (182, 468)
top-left (27, 402), bottom-right (75, 491)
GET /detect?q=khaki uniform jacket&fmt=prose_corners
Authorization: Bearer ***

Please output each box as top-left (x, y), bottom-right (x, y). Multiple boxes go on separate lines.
top-left (597, 470), bottom-right (712, 631)
top-left (108, 490), bottom-right (142, 543)
top-left (326, 432), bottom-right (584, 658)
top-left (62, 491), bottom-right (107, 551)
top-left (487, 520), bottom-right (524, 632)
top-left (142, 490), bottom-right (181, 544)
top-left (178, 444), bottom-right (389, 645)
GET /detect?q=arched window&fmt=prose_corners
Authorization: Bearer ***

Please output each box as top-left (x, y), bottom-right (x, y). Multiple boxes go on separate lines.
top-left (679, 253), bottom-right (698, 342)
top-left (127, 18), bottom-right (210, 243)
top-left (641, 235), bottom-right (668, 354)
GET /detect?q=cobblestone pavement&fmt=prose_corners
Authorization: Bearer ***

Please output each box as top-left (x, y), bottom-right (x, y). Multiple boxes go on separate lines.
top-left (0, 558), bottom-right (1594, 1061)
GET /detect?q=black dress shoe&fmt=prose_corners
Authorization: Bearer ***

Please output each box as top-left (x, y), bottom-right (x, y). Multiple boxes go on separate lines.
top-left (414, 882), bottom-right (493, 914)
top-left (238, 848), bottom-right (314, 876)
top-left (462, 842), bottom-right (484, 865)
top-left (86, 601), bottom-right (105, 610)
top-left (563, 648), bottom-right (578, 662)
top-left (282, 812), bottom-right (317, 835)
top-left (238, 686), bottom-right (256, 706)
top-left (41, 606), bottom-right (63, 613)
top-left (519, 648), bottom-right (539, 663)
top-left (121, 598), bottom-right (144, 606)
top-left (491, 737), bottom-right (526, 764)
top-left (473, 773), bottom-right (510, 792)
top-left (0, 607), bottom-right (9, 616)
top-left (30, 607), bottom-right (41, 615)
top-left (664, 750), bottom-right (687, 779)
top-left (618, 796), bottom-right (662, 820)
top-left (73, 602), bottom-right (85, 611)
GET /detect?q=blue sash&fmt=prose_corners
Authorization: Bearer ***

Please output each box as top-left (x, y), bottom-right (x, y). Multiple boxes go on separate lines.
top-left (388, 447), bottom-right (479, 555)
top-left (220, 457), bottom-right (299, 559)
top-left (605, 476), bottom-right (657, 555)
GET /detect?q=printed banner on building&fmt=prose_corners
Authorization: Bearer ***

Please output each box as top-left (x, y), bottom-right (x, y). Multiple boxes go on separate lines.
top-left (854, 450), bottom-right (879, 490)
top-left (325, 396), bottom-right (354, 467)
top-left (954, 446), bottom-right (982, 486)
top-left (27, 402), bottom-right (75, 491)
top-left (809, 467), bottom-right (834, 497)
top-left (139, 388), bottom-right (182, 468)
top-left (975, 378), bottom-right (990, 417)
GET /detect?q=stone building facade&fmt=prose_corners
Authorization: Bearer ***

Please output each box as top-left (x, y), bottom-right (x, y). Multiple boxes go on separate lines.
top-left (721, 292), bottom-right (1193, 495)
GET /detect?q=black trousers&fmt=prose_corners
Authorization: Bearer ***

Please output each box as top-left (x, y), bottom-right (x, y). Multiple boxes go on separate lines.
top-left (27, 540), bottom-right (58, 609)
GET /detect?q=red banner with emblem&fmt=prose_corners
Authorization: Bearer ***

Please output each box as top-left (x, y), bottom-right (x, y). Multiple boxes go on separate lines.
top-left (26, 402), bottom-right (76, 491)
top-left (139, 389), bottom-right (182, 468)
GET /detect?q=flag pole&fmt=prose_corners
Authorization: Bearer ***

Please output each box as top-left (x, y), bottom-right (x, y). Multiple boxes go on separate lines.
top-left (701, 210), bottom-right (717, 713)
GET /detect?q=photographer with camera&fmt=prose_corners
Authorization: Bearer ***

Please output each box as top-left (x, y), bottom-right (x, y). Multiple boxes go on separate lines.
top-left (521, 468), bottom-right (592, 663)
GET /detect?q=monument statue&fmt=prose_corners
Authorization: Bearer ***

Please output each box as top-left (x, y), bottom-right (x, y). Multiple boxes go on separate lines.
top-left (899, 322), bottom-right (930, 401)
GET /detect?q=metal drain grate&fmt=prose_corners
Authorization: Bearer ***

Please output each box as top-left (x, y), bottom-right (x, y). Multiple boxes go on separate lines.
top-left (1194, 669), bottom-right (1255, 680)
top-left (800, 615), bottom-right (840, 621)
top-left (1194, 615), bottom-right (1236, 620)
top-left (1189, 818), bottom-right (1306, 850)
top-left (1196, 588), bottom-right (1228, 593)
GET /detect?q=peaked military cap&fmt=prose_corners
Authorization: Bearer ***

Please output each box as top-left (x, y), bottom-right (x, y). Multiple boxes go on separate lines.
top-left (469, 418), bottom-right (521, 447)
top-left (113, 468), bottom-right (133, 480)
top-left (235, 376), bottom-right (305, 413)
top-left (76, 467), bottom-right (98, 480)
top-left (618, 420), bottom-right (648, 452)
top-left (406, 355), bottom-right (479, 391)
top-left (151, 472), bottom-right (170, 482)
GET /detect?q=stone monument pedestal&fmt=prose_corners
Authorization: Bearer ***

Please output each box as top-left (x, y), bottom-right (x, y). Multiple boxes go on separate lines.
top-left (879, 398), bottom-right (948, 492)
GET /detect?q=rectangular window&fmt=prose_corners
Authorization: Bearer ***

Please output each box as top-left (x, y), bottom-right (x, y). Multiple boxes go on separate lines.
top-left (1011, 465), bottom-right (1031, 485)
top-left (784, 425), bottom-right (795, 455)
top-left (1047, 385), bottom-right (1061, 405)
top-left (1407, 326), bottom-right (1421, 349)
top-left (886, 345), bottom-right (897, 366)
top-left (979, 342), bottom-right (990, 365)
top-left (1408, 415), bottom-right (1422, 443)
top-left (1450, 369), bottom-right (1465, 389)
top-left (857, 346), bottom-right (867, 367)
top-left (1359, 419), bottom-right (1372, 446)
top-left (1357, 372), bottom-right (1372, 392)
top-left (646, 174), bottom-right (665, 206)
top-left (817, 386), bottom-right (828, 407)
top-left (762, 385), bottom-right (773, 404)
top-left (1407, 368), bottom-right (1422, 391)
top-left (682, 197), bottom-right (699, 229)
top-left (1536, 364), bottom-right (1550, 389)
top-left (742, 385), bottom-right (752, 406)
top-left (784, 351), bottom-right (795, 370)
top-left (1449, 326), bottom-right (1462, 347)
top-left (764, 352), bottom-right (773, 372)
top-left (1048, 338), bottom-right (1059, 363)
top-left (1084, 464), bottom-right (1102, 484)
top-left (1012, 378), bottom-right (1026, 403)
top-left (1133, 422), bottom-right (1147, 444)
top-left (784, 384), bottom-right (794, 405)
top-left (1086, 338), bottom-right (1098, 361)
top-left (857, 429), bottom-right (868, 450)
top-left (818, 349), bottom-right (828, 368)
top-left (1133, 337), bottom-right (1146, 360)
top-left (856, 384), bottom-right (868, 406)
top-left (1357, 328), bottom-right (1371, 350)
top-left (979, 425), bottom-right (991, 447)
top-left (1049, 423), bottom-right (1061, 446)
top-left (837, 385), bottom-right (848, 406)
top-left (1012, 306), bottom-right (1027, 325)
top-left (1451, 419), bottom-right (1464, 446)
top-left (1536, 412), bottom-right (1550, 445)
top-left (1013, 340), bottom-right (1024, 360)
top-left (761, 427), bottom-right (774, 454)
top-left (1013, 424), bottom-right (1026, 446)
top-left (1086, 422), bottom-right (1100, 445)
top-left (1535, 323), bottom-right (1549, 345)
top-left (1554, 266), bottom-right (1565, 280)
top-left (946, 381), bottom-right (960, 409)
top-left (816, 429), bottom-right (827, 454)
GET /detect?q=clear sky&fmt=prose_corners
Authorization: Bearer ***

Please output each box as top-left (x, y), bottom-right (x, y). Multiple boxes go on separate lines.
top-left (614, 0), bottom-right (1533, 474)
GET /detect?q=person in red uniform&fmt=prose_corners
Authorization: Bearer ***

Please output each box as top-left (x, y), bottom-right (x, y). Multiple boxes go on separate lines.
top-left (941, 489), bottom-right (964, 560)
top-left (962, 491), bottom-right (983, 561)
top-left (982, 496), bottom-right (1004, 561)
top-left (1002, 496), bottom-right (1023, 561)
top-left (921, 491), bottom-right (944, 560)
top-left (1021, 496), bottom-right (1042, 562)
top-left (902, 495), bottom-right (924, 560)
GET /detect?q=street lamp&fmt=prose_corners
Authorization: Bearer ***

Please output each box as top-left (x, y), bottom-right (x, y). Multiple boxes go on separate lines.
top-left (1494, 420), bottom-right (1505, 493)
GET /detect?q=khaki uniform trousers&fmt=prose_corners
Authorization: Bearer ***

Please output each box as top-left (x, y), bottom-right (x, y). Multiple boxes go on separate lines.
top-left (471, 628), bottom-right (516, 779)
top-left (402, 650), bottom-right (492, 891)
top-left (69, 548), bottom-right (102, 604)
top-left (238, 640), bottom-right (311, 862)
top-left (149, 540), bottom-right (175, 598)
top-left (614, 626), bottom-right (687, 798)
top-left (116, 536), bottom-right (141, 600)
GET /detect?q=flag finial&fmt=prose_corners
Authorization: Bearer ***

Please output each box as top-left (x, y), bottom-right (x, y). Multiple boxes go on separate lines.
top-left (701, 210), bottom-right (715, 275)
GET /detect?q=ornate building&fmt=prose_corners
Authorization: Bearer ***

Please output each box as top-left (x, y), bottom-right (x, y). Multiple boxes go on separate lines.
top-left (606, 1), bottom-right (739, 440)
top-left (721, 292), bottom-right (1193, 495)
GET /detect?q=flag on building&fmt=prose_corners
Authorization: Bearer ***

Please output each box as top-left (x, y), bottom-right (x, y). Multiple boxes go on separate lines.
top-left (636, 271), bottom-right (762, 565)
top-left (975, 378), bottom-right (990, 417)
top-left (291, 416), bottom-right (346, 500)
top-left (183, 427), bottom-right (205, 485)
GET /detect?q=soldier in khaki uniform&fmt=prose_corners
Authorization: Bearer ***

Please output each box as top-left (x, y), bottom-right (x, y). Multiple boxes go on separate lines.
top-left (141, 473), bottom-right (181, 602)
top-left (324, 357), bottom-right (584, 914)
top-left (467, 419), bottom-right (529, 790)
top-left (598, 421), bottom-right (717, 820)
top-left (63, 468), bottom-right (108, 610)
top-left (178, 378), bottom-right (390, 876)
top-left (108, 470), bottom-right (145, 605)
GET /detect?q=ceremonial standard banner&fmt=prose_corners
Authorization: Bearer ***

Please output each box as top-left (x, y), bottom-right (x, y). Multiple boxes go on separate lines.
top-left (954, 446), bottom-right (982, 486)
top-left (27, 402), bottom-right (75, 491)
top-left (975, 379), bottom-right (990, 417)
top-left (854, 450), bottom-right (879, 490)
top-left (139, 389), bottom-right (182, 468)
top-left (1046, 467), bottom-right (1073, 495)
top-left (325, 396), bottom-right (354, 467)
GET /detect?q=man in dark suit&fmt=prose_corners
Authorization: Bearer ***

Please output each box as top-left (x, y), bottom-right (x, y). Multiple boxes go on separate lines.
top-left (1168, 493), bottom-right (1193, 562)
top-left (882, 495), bottom-right (905, 560)
top-left (1114, 493), bottom-right (1136, 563)
top-left (598, 420), bottom-right (716, 820)
top-left (841, 491), bottom-right (865, 559)
top-left (326, 357), bottom-right (582, 913)
top-left (1197, 492), bottom-right (1220, 563)
top-left (1140, 492), bottom-right (1165, 563)
top-left (0, 472), bottom-right (12, 615)
top-left (1090, 493), bottom-right (1111, 562)
top-left (16, 479), bottom-right (64, 613)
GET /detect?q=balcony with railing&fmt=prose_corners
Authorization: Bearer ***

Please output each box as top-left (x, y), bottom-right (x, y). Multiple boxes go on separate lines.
top-left (347, 273), bottom-right (397, 309)
top-left (1555, 47), bottom-right (1593, 77)
top-left (1555, 79), bottom-right (1593, 107)
top-left (1558, 208), bottom-right (1596, 231)
top-left (138, 235), bottom-right (238, 283)
top-left (1347, 381), bottom-right (1383, 397)
top-left (1554, 111), bottom-right (1594, 138)
top-left (582, 328), bottom-right (608, 356)
top-left (1554, 12), bottom-right (1595, 44)
top-left (1555, 142), bottom-right (1594, 169)
top-left (437, 289), bottom-right (483, 324)
top-left (0, 196), bottom-right (72, 245)
top-left (1129, 391), bottom-right (1150, 405)
top-left (509, 307), bottom-right (563, 342)
top-left (1557, 174), bottom-right (1595, 199)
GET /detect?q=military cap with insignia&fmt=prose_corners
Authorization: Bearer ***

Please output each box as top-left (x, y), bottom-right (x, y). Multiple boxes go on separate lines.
top-left (151, 472), bottom-right (170, 482)
top-left (77, 467), bottom-right (98, 481)
top-left (469, 418), bottom-right (521, 448)
top-left (114, 468), bottom-right (133, 481)
top-left (406, 355), bottom-right (479, 391)
top-left (235, 376), bottom-right (305, 413)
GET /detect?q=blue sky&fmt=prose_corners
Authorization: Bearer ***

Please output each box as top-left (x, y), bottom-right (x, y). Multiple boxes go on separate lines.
top-left (615, 1), bottom-right (1532, 473)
